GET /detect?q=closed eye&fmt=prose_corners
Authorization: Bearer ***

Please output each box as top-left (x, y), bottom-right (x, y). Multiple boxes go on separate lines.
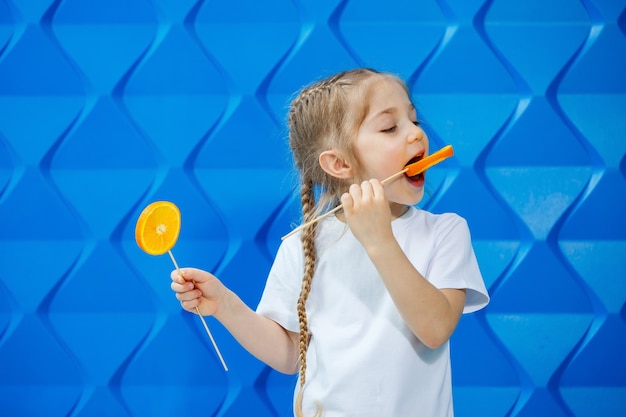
top-left (381, 126), bottom-right (397, 133)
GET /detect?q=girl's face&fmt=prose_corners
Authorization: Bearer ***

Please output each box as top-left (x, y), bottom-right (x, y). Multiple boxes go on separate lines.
top-left (353, 78), bottom-right (429, 214)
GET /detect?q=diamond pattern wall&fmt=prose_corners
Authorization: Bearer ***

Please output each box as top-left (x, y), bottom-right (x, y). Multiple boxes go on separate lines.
top-left (0, 0), bottom-right (624, 416)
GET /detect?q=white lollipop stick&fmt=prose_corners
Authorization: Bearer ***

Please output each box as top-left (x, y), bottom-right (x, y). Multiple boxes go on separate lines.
top-left (168, 250), bottom-right (228, 372)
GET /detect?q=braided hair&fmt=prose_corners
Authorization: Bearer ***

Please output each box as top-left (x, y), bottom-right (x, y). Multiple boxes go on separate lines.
top-left (287, 68), bottom-right (404, 416)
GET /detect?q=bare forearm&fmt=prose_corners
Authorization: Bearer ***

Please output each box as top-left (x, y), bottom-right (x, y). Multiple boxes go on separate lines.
top-left (365, 239), bottom-right (465, 349)
top-left (214, 290), bottom-right (299, 374)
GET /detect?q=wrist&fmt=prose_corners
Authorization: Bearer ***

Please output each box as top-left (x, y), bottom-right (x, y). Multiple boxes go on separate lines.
top-left (213, 288), bottom-right (237, 322)
top-left (363, 234), bottom-right (397, 259)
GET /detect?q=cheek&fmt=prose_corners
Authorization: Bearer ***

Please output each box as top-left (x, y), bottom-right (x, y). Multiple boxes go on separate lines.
top-left (353, 138), bottom-right (402, 179)
top-left (357, 162), bottom-right (384, 182)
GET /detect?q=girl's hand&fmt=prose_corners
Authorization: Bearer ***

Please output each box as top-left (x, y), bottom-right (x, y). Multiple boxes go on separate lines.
top-left (170, 267), bottom-right (227, 317)
top-left (341, 179), bottom-right (394, 250)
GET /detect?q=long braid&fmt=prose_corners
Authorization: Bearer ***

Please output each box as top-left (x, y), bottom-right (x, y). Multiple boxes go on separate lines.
top-left (294, 179), bottom-right (321, 417)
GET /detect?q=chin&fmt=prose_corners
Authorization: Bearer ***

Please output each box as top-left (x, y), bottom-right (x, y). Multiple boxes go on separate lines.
top-left (393, 192), bottom-right (424, 208)
top-left (408, 189), bottom-right (425, 206)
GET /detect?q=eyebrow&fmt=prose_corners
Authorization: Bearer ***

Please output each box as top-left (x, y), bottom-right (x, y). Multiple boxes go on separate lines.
top-left (368, 103), bottom-right (416, 121)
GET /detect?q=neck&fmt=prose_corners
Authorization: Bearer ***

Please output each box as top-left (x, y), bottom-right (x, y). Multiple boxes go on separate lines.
top-left (390, 203), bottom-right (409, 219)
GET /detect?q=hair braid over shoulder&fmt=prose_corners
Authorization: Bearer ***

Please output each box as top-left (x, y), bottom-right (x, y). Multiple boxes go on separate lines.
top-left (294, 179), bottom-right (321, 417)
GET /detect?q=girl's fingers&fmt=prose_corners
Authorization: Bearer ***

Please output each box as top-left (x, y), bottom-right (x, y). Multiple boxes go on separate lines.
top-left (351, 182), bottom-right (369, 199)
top-left (175, 289), bottom-right (201, 302)
top-left (170, 269), bottom-right (187, 284)
top-left (342, 179), bottom-right (387, 215)
top-left (369, 179), bottom-right (384, 195)
top-left (350, 181), bottom-right (379, 204)
top-left (180, 299), bottom-right (199, 312)
top-left (171, 280), bottom-right (195, 293)
top-left (341, 190), bottom-right (354, 210)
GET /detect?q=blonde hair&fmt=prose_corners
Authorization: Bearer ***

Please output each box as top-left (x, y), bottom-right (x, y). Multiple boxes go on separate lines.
top-left (287, 68), bottom-right (407, 416)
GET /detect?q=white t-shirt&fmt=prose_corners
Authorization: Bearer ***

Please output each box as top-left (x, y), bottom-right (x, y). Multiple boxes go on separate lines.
top-left (257, 206), bottom-right (489, 417)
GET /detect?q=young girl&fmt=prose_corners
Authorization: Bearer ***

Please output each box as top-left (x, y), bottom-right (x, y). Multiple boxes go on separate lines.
top-left (171, 68), bottom-right (489, 417)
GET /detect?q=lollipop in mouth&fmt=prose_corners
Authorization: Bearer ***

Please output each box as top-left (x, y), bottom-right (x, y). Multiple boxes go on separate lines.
top-left (405, 154), bottom-right (425, 182)
top-left (404, 145), bottom-right (454, 178)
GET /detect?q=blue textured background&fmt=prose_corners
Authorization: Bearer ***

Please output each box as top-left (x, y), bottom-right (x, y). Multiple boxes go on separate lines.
top-left (1, 0), bottom-right (625, 416)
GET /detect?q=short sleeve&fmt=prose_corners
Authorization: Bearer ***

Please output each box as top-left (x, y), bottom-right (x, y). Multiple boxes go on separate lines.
top-left (255, 235), bottom-right (303, 333)
top-left (428, 214), bottom-right (490, 313)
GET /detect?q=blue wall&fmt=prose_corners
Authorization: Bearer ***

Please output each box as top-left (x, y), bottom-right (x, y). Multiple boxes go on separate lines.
top-left (1, 0), bottom-right (625, 416)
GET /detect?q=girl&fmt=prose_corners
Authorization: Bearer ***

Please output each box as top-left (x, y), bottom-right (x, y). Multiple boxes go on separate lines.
top-left (171, 68), bottom-right (489, 417)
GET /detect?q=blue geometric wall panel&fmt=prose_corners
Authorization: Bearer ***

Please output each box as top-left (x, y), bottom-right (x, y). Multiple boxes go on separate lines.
top-left (0, 0), bottom-right (624, 416)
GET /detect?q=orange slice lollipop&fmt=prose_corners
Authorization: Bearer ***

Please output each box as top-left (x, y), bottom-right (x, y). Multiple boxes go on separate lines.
top-left (135, 201), bottom-right (181, 255)
top-left (405, 145), bottom-right (454, 177)
top-left (135, 201), bottom-right (228, 371)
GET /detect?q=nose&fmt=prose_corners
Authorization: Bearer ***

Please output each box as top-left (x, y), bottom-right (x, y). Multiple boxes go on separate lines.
top-left (408, 122), bottom-right (425, 143)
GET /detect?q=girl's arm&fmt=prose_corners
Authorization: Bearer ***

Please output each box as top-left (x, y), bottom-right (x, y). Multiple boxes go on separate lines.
top-left (171, 268), bottom-right (300, 374)
top-left (341, 180), bottom-right (466, 349)
top-left (364, 240), bottom-right (466, 349)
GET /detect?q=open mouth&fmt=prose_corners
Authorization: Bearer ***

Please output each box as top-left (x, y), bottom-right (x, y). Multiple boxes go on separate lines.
top-left (404, 154), bottom-right (425, 181)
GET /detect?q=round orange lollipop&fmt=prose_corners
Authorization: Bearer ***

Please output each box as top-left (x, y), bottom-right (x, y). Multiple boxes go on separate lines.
top-left (135, 201), bottom-right (228, 371)
top-left (135, 201), bottom-right (181, 255)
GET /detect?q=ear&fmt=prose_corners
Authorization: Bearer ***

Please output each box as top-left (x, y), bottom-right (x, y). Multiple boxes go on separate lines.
top-left (319, 149), bottom-right (353, 179)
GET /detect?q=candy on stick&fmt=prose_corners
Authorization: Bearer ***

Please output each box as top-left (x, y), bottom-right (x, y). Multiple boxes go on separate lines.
top-left (405, 145), bottom-right (454, 177)
top-left (281, 145), bottom-right (455, 240)
top-left (135, 201), bottom-right (228, 371)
